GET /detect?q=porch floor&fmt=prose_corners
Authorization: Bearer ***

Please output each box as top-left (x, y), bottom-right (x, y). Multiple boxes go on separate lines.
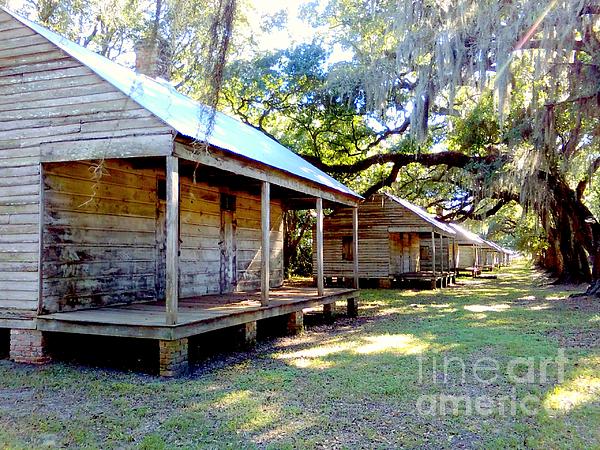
top-left (37, 286), bottom-right (358, 340)
top-left (394, 271), bottom-right (454, 280)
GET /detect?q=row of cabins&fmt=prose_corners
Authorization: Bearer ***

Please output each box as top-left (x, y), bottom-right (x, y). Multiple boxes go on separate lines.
top-left (315, 194), bottom-right (512, 289)
top-left (0, 8), bottom-right (511, 375)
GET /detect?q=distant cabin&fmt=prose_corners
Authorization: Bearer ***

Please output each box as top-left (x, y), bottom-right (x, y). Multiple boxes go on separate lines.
top-left (0, 8), bottom-right (362, 375)
top-left (314, 193), bottom-right (457, 289)
top-left (449, 223), bottom-right (485, 276)
top-left (481, 239), bottom-right (507, 270)
top-left (450, 224), bottom-right (511, 275)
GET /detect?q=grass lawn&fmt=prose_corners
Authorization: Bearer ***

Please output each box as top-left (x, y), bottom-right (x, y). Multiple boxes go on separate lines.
top-left (1, 260), bottom-right (599, 449)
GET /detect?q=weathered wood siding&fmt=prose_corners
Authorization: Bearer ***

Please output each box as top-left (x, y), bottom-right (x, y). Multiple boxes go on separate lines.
top-left (315, 194), bottom-right (454, 278)
top-left (314, 198), bottom-right (390, 278)
top-left (42, 159), bottom-right (284, 312)
top-left (389, 232), bottom-right (420, 274)
top-left (457, 245), bottom-right (477, 268)
top-left (42, 159), bottom-right (160, 312)
top-left (178, 178), bottom-right (284, 297)
top-left (0, 10), bottom-right (172, 321)
top-left (418, 233), bottom-right (452, 272)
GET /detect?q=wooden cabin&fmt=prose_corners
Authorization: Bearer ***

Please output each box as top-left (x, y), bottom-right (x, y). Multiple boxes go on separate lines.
top-left (314, 193), bottom-right (457, 289)
top-left (449, 223), bottom-right (484, 277)
top-left (481, 239), bottom-right (503, 271)
top-left (0, 8), bottom-right (362, 376)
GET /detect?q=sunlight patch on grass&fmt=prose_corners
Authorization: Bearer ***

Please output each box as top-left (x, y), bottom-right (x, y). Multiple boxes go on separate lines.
top-left (543, 375), bottom-right (600, 413)
top-left (394, 290), bottom-right (421, 298)
top-left (470, 312), bottom-right (488, 320)
top-left (290, 357), bottom-right (332, 369)
top-left (279, 341), bottom-right (355, 360)
top-left (354, 334), bottom-right (429, 355)
top-left (211, 390), bottom-right (280, 433)
top-left (277, 333), bottom-right (430, 368)
top-left (377, 307), bottom-right (406, 316)
top-left (529, 304), bottom-right (551, 310)
top-left (543, 355), bottom-right (600, 414)
top-left (464, 304), bottom-right (511, 312)
top-left (215, 389), bottom-right (252, 407)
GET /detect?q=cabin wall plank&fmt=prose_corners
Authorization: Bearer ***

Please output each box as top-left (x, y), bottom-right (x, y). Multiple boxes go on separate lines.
top-left (42, 158), bottom-right (285, 309)
top-left (178, 177), bottom-right (284, 297)
top-left (42, 159), bottom-right (160, 312)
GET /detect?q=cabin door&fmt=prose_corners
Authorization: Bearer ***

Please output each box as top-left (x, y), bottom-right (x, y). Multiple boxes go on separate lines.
top-left (219, 194), bottom-right (237, 294)
top-left (390, 232), bottom-right (418, 275)
top-left (389, 232), bottom-right (403, 275)
top-left (155, 183), bottom-right (167, 300)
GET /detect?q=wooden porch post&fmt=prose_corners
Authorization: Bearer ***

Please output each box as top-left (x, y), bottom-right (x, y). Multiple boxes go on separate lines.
top-left (453, 237), bottom-right (457, 271)
top-left (439, 234), bottom-right (444, 273)
top-left (431, 230), bottom-right (436, 277)
top-left (352, 206), bottom-right (359, 289)
top-left (165, 156), bottom-right (179, 326)
top-left (261, 181), bottom-right (270, 306)
top-left (316, 197), bottom-right (324, 296)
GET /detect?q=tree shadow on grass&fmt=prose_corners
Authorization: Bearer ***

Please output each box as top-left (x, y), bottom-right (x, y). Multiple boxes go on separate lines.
top-left (1, 261), bottom-right (598, 448)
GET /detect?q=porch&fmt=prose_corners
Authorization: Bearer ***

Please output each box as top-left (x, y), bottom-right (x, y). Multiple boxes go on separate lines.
top-left (393, 271), bottom-right (456, 289)
top-left (37, 286), bottom-right (359, 341)
top-left (456, 266), bottom-right (482, 277)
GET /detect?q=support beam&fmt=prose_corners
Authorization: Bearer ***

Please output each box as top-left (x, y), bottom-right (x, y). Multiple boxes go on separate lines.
top-left (316, 197), bottom-right (324, 296)
top-left (352, 206), bottom-right (359, 289)
top-left (453, 238), bottom-right (457, 271)
top-left (10, 329), bottom-right (50, 365)
top-left (166, 156), bottom-right (179, 326)
top-left (439, 234), bottom-right (444, 274)
top-left (431, 230), bottom-right (436, 277)
top-left (347, 297), bottom-right (359, 318)
top-left (239, 321), bottom-right (257, 348)
top-left (159, 338), bottom-right (188, 377)
top-left (261, 181), bottom-right (270, 306)
top-left (37, 164), bottom-right (44, 315)
top-left (323, 303), bottom-right (334, 321)
top-left (287, 311), bottom-right (304, 335)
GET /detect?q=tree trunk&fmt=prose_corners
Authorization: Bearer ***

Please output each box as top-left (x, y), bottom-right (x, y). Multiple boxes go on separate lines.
top-left (554, 205), bottom-right (591, 283)
top-left (544, 171), bottom-right (600, 289)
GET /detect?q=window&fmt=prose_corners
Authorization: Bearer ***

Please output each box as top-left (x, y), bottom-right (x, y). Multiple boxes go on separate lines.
top-left (342, 236), bottom-right (354, 261)
top-left (220, 193), bottom-right (236, 211)
top-left (157, 179), bottom-right (166, 201)
top-left (420, 245), bottom-right (429, 259)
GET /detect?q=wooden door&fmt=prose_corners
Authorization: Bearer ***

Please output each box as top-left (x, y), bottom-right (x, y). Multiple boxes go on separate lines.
top-left (219, 209), bottom-right (237, 293)
top-left (402, 233), bottom-right (411, 273)
top-left (409, 232), bottom-right (420, 271)
top-left (389, 232), bottom-right (402, 275)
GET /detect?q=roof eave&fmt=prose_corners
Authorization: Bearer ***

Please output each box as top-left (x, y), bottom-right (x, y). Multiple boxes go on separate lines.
top-left (174, 137), bottom-right (362, 206)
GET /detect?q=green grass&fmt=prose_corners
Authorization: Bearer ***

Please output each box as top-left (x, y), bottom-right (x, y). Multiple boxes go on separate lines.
top-left (1, 260), bottom-right (599, 449)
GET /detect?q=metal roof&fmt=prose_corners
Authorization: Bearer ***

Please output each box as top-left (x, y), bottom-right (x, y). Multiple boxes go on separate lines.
top-left (448, 223), bottom-right (485, 245)
top-left (383, 193), bottom-right (456, 236)
top-left (484, 239), bottom-right (507, 253)
top-left (4, 8), bottom-right (361, 200)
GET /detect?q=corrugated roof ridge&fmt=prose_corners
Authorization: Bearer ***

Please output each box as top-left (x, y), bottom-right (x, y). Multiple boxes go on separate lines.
top-left (448, 223), bottom-right (485, 244)
top-left (382, 192), bottom-right (455, 235)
